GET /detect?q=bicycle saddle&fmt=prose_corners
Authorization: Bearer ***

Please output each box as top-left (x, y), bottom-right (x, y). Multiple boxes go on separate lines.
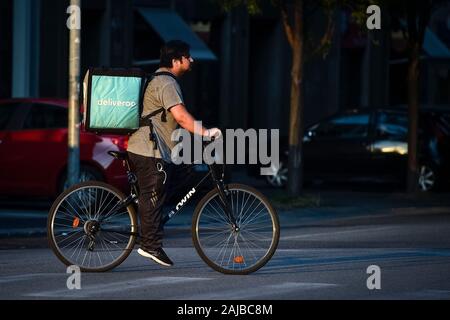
top-left (108, 150), bottom-right (128, 160)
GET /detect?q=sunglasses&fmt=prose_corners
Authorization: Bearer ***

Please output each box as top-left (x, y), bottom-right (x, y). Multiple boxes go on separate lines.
top-left (183, 55), bottom-right (194, 62)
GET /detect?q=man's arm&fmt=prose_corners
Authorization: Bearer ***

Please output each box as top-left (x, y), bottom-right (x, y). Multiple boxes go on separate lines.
top-left (170, 104), bottom-right (208, 136)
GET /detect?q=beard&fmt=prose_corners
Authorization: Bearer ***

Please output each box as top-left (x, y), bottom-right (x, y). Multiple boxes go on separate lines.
top-left (180, 64), bottom-right (193, 76)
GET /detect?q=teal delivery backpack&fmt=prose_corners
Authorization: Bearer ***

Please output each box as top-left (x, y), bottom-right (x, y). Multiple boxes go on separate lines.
top-left (83, 68), bottom-right (147, 134)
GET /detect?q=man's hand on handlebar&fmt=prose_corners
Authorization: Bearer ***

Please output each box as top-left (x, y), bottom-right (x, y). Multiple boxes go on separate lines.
top-left (205, 128), bottom-right (222, 139)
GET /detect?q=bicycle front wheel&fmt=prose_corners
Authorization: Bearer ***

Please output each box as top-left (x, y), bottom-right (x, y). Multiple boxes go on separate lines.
top-left (192, 183), bottom-right (280, 275)
top-left (47, 181), bottom-right (137, 272)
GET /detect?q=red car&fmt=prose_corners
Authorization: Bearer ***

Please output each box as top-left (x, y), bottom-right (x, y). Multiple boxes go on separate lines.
top-left (0, 98), bottom-right (129, 198)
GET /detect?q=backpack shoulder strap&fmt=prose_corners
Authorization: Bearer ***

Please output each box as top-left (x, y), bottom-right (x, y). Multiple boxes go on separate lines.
top-left (140, 107), bottom-right (165, 124)
top-left (140, 71), bottom-right (178, 123)
top-left (152, 71), bottom-right (178, 83)
top-left (139, 71), bottom-right (178, 149)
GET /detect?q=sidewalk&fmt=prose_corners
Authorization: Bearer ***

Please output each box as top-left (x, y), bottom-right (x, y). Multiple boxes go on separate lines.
top-left (1, 168), bottom-right (450, 239)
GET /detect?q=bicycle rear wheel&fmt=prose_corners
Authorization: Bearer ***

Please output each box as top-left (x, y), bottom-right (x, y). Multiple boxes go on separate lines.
top-left (192, 183), bottom-right (280, 275)
top-left (47, 181), bottom-right (137, 272)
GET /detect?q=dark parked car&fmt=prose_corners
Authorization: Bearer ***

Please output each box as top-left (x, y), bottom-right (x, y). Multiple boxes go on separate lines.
top-left (266, 107), bottom-right (450, 191)
top-left (0, 98), bottom-right (129, 198)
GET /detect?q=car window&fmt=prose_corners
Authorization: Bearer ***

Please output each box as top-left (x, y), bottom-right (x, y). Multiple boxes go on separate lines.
top-left (376, 112), bottom-right (407, 139)
top-left (0, 102), bottom-right (20, 130)
top-left (23, 103), bottom-right (68, 130)
top-left (437, 113), bottom-right (450, 137)
top-left (313, 114), bottom-right (370, 139)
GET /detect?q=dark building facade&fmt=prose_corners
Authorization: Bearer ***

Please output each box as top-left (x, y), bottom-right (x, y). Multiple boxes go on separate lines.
top-left (1, 0), bottom-right (449, 138)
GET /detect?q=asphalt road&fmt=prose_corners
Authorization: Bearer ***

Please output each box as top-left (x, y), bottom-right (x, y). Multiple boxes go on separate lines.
top-left (1, 195), bottom-right (450, 300)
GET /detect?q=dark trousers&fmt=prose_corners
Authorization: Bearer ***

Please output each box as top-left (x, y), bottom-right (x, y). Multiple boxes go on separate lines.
top-left (127, 152), bottom-right (167, 251)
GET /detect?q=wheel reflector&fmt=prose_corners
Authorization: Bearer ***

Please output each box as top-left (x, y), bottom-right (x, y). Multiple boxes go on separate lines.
top-left (73, 217), bottom-right (80, 228)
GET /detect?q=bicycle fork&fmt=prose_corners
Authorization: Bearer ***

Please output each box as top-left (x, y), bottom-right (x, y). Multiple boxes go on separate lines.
top-left (210, 167), bottom-right (238, 229)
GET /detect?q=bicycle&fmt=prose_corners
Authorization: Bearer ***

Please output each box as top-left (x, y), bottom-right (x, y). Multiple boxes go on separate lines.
top-left (47, 146), bottom-right (280, 275)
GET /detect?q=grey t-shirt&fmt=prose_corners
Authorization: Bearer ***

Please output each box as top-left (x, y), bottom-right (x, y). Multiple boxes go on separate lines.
top-left (127, 69), bottom-right (183, 160)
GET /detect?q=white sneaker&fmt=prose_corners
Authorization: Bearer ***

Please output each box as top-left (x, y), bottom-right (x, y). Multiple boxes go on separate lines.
top-left (137, 248), bottom-right (173, 267)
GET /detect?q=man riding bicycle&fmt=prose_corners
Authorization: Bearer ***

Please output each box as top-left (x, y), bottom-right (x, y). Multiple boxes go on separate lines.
top-left (127, 40), bottom-right (222, 267)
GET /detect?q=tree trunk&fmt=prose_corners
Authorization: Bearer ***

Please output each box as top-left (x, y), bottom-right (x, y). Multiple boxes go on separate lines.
top-left (284, 0), bottom-right (304, 196)
top-left (405, 0), bottom-right (431, 193)
top-left (288, 40), bottom-right (304, 196)
top-left (406, 41), bottom-right (420, 192)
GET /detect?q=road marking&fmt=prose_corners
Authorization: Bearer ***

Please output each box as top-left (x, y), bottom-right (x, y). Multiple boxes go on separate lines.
top-left (258, 248), bottom-right (450, 273)
top-left (410, 289), bottom-right (450, 299)
top-left (0, 228), bottom-right (47, 237)
top-left (379, 289), bottom-right (450, 299)
top-left (0, 273), bottom-right (65, 284)
top-left (175, 282), bottom-right (339, 300)
top-left (0, 211), bottom-right (48, 218)
top-left (281, 226), bottom-right (396, 240)
top-left (26, 276), bottom-right (212, 298)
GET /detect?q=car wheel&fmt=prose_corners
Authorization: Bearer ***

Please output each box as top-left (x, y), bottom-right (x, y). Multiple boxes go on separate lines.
top-left (265, 161), bottom-right (288, 188)
top-left (418, 164), bottom-right (436, 192)
top-left (59, 165), bottom-right (104, 193)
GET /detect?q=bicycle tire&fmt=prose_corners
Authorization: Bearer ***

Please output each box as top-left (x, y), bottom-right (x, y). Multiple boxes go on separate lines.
top-left (192, 183), bottom-right (280, 275)
top-left (47, 181), bottom-right (138, 272)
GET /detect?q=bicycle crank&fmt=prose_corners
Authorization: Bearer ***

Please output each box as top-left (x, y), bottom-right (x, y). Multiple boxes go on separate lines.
top-left (84, 220), bottom-right (100, 251)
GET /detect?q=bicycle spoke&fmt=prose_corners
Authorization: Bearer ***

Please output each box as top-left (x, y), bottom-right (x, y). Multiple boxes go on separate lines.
top-left (49, 183), bottom-right (136, 271)
top-left (238, 192), bottom-right (250, 224)
top-left (93, 188), bottom-right (104, 221)
top-left (194, 185), bottom-right (279, 274)
top-left (238, 232), bottom-right (259, 264)
top-left (238, 195), bottom-right (257, 226)
top-left (199, 229), bottom-right (231, 242)
top-left (99, 236), bottom-right (117, 261)
top-left (69, 234), bottom-right (86, 260)
top-left (210, 198), bottom-right (232, 224)
top-left (102, 209), bottom-right (130, 224)
top-left (239, 201), bottom-right (264, 227)
top-left (216, 232), bottom-right (233, 266)
top-left (202, 209), bottom-right (230, 226)
top-left (60, 231), bottom-right (86, 250)
top-left (59, 200), bottom-right (87, 224)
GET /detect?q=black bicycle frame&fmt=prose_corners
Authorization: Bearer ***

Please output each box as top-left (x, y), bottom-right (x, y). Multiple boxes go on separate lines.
top-left (161, 163), bottom-right (236, 226)
top-left (99, 161), bottom-right (237, 237)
